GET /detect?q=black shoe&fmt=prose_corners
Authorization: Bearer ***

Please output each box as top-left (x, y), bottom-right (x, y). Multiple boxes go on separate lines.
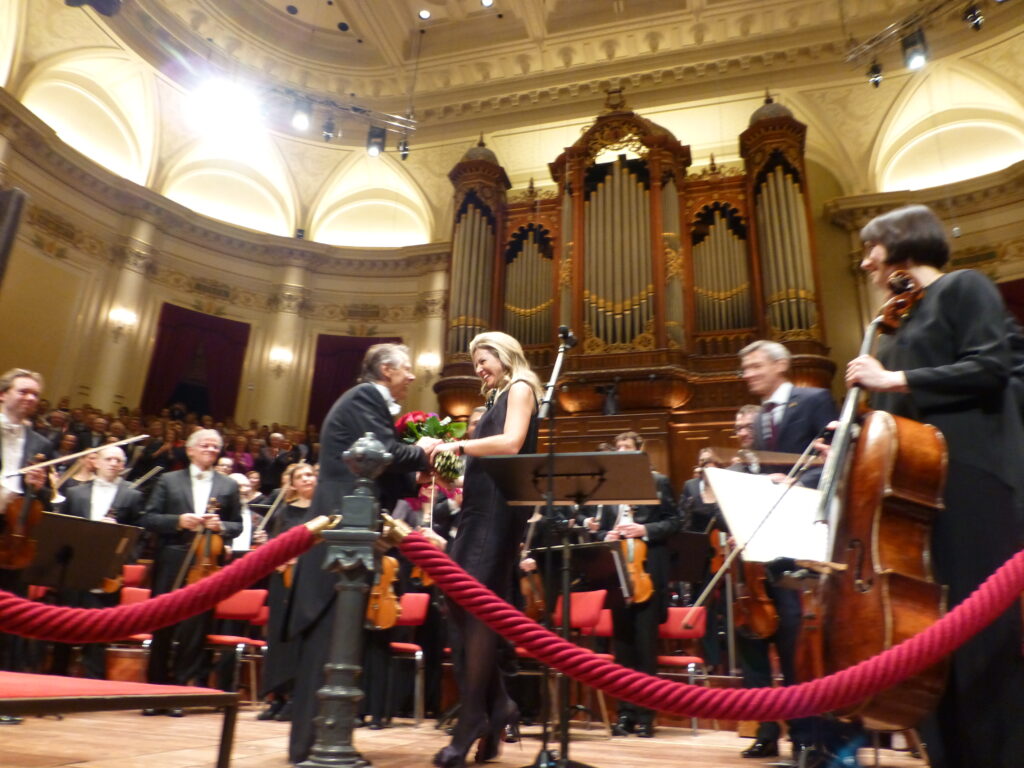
top-left (0, 715), bottom-right (23, 725)
top-left (167, 708), bottom-right (185, 717)
top-left (502, 723), bottom-right (520, 744)
top-left (274, 701), bottom-right (293, 722)
top-left (742, 739), bottom-right (780, 758)
top-left (795, 745), bottom-right (827, 768)
top-left (634, 723), bottom-right (655, 738)
top-left (368, 718), bottom-right (383, 730)
top-left (141, 708), bottom-right (165, 716)
top-left (610, 715), bottom-right (635, 736)
top-left (257, 699), bottom-right (284, 721)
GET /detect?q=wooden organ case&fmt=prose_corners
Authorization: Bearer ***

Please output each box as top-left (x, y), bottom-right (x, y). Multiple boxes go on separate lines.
top-left (436, 94), bottom-right (835, 487)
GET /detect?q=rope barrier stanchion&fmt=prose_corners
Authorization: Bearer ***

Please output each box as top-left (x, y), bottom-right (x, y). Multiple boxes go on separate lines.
top-left (393, 522), bottom-right (1024, 723)
top-left (0, 515), bottom-right (339, 643)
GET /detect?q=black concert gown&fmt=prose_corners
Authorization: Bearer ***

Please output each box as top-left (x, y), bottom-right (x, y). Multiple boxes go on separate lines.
top-left (260, 502), bottom-right (308, 698)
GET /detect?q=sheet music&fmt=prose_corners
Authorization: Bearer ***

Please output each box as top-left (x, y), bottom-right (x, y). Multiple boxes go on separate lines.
top-left (703, 467), bottom-right (829, 563)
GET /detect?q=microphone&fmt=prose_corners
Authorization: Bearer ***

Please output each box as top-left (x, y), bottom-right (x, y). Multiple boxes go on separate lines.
top-left (558, 325), bottom-right (578, 349)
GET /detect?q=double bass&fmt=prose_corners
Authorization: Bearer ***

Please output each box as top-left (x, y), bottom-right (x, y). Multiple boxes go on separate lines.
top-left (813, 271), bottom-right (948, 731)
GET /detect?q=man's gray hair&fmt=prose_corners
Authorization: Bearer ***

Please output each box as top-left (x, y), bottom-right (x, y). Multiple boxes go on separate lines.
top-left (738, 340), bottom-right (791, 363)
top-left (359, 343), bottom-right (411, 383)
top-left (186, 428), bottom-right (223, 450)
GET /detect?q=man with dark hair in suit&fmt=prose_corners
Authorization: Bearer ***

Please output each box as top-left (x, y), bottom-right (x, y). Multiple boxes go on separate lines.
top-left (288, 342), bottom-right (439, 764)
top-left (140, 428), bottom-right (241, 713)
top-left (736, 341), bottom-right (841, 765)
top-left (584, 430), bottom-right (680, 739)
top-left (54, 444), bottom-right (145, 678)
top-left (0, 368), bottom-right (52, 720)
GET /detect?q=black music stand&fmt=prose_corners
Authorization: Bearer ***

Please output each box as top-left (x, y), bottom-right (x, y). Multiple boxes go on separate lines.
top-left (20, 512), bottom-right (141, 592)
top-left (481, 452), bottom-right (659, 768)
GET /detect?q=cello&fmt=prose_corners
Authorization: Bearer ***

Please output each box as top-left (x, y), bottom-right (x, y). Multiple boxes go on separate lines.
top-left (813, 271), bottom-right (948, 731)
top-left (708, 524), bottom-right (778, 641)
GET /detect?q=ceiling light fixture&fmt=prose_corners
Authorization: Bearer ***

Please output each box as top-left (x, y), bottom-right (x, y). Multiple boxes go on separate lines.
top-left (901, 28), bottom-right (928, 70)
top-left (867, 61), bottom-right (883, 87)
top-left (963, 4), bottom-right (984, 30)
top-left (291, 99), bottom-right (311, 131)
top-left (418, 9), bottom-right (431, 19)
top-left (481, 0), bottom-right (495, 6)
top-left (322, 116), bottom-right (336, 142)
top-left (366, 125), bottom-right (386, 157)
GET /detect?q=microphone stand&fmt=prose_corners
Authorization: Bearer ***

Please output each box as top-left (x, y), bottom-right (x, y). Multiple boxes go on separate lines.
top-left (522, 327), bottom-right (594, 768)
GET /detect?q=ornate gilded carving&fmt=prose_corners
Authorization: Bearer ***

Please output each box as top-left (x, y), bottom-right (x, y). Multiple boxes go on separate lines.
top-left (25, 205), bottom-right (107, 259)
top-left (268, 284), bottom-right (312, 314)
top-left (664, 243), bottom-right (683, 280)
top-left (559, 252), bottom-right (573, 288)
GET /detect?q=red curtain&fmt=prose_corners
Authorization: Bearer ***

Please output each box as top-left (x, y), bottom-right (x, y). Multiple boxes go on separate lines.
top-left (307, 334), bottom-right (401, 429)
top-left (140, 303), bottom-right (251, 419)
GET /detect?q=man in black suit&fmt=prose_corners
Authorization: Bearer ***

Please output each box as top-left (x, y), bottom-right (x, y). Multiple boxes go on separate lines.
top-left (736, 341), bottom-right (839, 764)
top-left (53, 444), bottom-right (145, 678)
top-left (584, 431), bottom-right (680, 739)
top-left (288, 343), bottom-right (439, 764)
top-left (140, 428), bottom-right (241, 711)
top-left (0, 368), bottom-right (52, 719)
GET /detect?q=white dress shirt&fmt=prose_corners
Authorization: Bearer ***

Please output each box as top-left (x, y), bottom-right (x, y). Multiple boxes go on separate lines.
top-left (232, 503), bottom-right (253, 552)
top-left (189, 463), bottom-right (214, 515)
top-left (1, 413), bottom-right (26, 499)
top-left (372, 382), bottom-right (401, 416)
top-left (762, 381), bottom-right (794, 426)
top-left (89, 478), bottom-right (119, 521)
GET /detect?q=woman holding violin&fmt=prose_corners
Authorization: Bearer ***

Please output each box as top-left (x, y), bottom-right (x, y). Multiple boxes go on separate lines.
top-left (427, 332), bottom-right (541, 768)
top-left (258, 462), bottom-right (315, 722)
top-left (846, 204), bottom-right (1024, 768)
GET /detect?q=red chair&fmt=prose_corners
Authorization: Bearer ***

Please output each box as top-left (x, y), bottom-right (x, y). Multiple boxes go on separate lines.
top-left (656, 606), bottom-right (709, 734)
top-left (117, 587), bottom-right (153, 646)
top-left (205, 589), bottom-right (268, 703)
top-left (121, 564), bottom-right (147, 588)
top-left (386, 591), bottom-right (431, 725)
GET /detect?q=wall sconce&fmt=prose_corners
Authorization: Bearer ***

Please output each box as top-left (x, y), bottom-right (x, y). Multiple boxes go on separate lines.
top-left (269, 346), bottom-right (294, 377)
top-left (107, 307), bottom-right (138, 342)
top-left (417, 351), bottom-right (441, 382)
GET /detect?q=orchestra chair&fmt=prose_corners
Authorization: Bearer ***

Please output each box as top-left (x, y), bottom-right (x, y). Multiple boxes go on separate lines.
top-left (115, 586), bottom-right (153, 647)
top-left (517, 589), bottom-right (609, 735)
top-left (578, 606), bottom-right (616, 735)
top-left (385, 591), bottom-right (431, 725)
top-left (120, 564), bottom-right (147, 588)
top-left (656, 605), bottom-right (709, 735)
top-left (204, 589), bottom-right (267, 704)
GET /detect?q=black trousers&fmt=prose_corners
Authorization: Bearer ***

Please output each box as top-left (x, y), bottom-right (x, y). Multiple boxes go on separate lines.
top-left (147, 609), bottom-right (213, 685)
top-left (611, 597), bottom-right (660, 727)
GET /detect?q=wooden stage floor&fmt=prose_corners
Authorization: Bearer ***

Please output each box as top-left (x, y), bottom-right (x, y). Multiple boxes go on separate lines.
top-left (0, 706), bottom-right (927, 768)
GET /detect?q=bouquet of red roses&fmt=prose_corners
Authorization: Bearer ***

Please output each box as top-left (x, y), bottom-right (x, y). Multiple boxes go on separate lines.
top-left (395, 411), bottom-right (467, 482)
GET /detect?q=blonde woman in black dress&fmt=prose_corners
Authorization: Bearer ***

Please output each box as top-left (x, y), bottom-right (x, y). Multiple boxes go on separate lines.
top-left (429, 332), bottom-right (542, 768)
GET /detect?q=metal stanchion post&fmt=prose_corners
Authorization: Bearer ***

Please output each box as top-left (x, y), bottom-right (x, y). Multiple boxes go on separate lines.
top-left (298, 433), bottom-right (391, 768)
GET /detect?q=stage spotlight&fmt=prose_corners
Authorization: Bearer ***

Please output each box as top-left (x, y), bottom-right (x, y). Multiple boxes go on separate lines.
top-left (867, 61), bottom-right (883, 87)
top-left (963, 4), bottom-right (984, 30)
top-left (901, 28), bottom-right (928, 70)
top-left (398, 138), bottom-right (410, 160)
top-left (366, 125), bottom-right (386, 156)
top-left (291, 99), bottom-right (311, 132)
top-left (322, 116), bottom-right (336, 142)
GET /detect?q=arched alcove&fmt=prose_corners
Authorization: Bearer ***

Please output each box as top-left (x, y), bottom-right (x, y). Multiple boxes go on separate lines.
top-left (19, 50), bottom-right (155, 185)
top-left (308, 152), bottom-right (432, 246)
top-left (0, 0), bottom-right (24, 89)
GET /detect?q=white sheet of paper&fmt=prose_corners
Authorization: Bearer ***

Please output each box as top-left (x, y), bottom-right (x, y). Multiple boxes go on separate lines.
top-left (703, 467), bottom-right (829, 563)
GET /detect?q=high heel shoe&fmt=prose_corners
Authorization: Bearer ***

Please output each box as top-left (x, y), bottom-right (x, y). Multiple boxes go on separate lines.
top-left (474, 705), bottom-right (520, 763)
top-left (434, 718), bottom-right (491, 768)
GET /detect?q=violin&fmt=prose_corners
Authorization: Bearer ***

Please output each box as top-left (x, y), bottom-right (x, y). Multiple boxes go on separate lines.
top-left (708, 525), bottom-right (778, 640)
top-left (519, 510), bottom-right (546, 620)
top-left (186, 498), bottom-right (225, 585)
top-left (813, 270), bottom-right (948, 730)
top-left (365, 554), bottom-right (401, 630)
top-left (0, 453), bottom-right (47, 570)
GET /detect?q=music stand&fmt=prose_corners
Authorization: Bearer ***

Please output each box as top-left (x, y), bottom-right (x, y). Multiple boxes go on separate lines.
top-left (481, 452), bottom-right (658, 768)
top-left (20, 512), bottom-right (141, 592)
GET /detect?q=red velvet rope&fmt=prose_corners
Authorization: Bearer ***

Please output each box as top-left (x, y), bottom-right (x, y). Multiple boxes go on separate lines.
top-left (400, 531), bottom-right (1024, 720)
top-left (0, 524), bottom-right (317, 643)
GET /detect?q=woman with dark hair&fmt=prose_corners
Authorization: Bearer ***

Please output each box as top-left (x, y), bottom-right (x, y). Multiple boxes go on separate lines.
top-left (428, 331), bottom-right (542, 768)
top-left (846, 204), bottom-right (1024, 768)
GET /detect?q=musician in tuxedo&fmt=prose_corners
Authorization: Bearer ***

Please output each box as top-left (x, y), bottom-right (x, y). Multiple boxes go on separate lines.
top-left (736, 342), bottom-right (840, 764)
top-left (584, 431), bottom-right (679, 739)
top-left (140, 428), bottom-right (241, 711)
top-left (287, 343), bottom-right (439, 764)
top-left (0, 369), bottom-right (52, 701)
top-left (52, 444), bottom-right (144, 678)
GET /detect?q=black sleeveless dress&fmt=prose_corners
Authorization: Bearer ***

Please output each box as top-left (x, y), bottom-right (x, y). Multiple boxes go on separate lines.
top-left (449, 384), bottom-right (538, 601)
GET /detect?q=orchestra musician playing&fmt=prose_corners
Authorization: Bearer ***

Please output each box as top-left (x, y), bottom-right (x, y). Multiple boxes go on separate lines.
top-left (139, 428), bottom-right (241, 711)
top-left (427, 332), bottom-right (541, 768)
top-left (585, 431), bottom-right (679, 739)
top-left (736, 342), bottom-right (837, 764)
top-left (846, 204), bottom-right (1024, 768)
top-left (0, 368), bottom-right (51, 722)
